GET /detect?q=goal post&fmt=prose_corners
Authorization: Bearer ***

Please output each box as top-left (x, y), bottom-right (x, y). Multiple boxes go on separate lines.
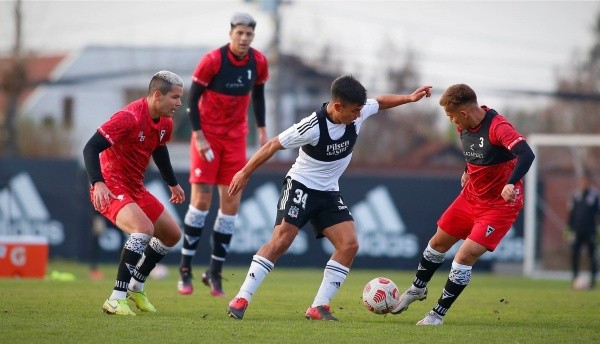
top-left (524, 134), bottom-right (600, 278)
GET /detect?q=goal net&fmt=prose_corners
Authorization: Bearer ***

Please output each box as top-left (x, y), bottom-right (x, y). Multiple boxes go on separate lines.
top-left (524, 134), bottom-right (600, 278)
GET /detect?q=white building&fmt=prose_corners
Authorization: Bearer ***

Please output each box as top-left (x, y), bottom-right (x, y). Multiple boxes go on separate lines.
top-left (20, 45), bottom-right (336, 169)
top-left (21, 45), bottom-right (209, 169)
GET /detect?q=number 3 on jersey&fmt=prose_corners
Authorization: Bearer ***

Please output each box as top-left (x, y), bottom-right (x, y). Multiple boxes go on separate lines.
top-left (293, 189), bottom-right (308, 209)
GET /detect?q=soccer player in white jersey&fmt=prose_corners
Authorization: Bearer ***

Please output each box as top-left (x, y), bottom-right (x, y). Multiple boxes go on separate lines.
top-left (225, 75), bottom-right (432, 321)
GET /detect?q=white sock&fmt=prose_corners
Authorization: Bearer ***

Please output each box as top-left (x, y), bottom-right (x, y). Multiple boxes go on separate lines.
top-left (109, 290), bottom-right (127, 300)
top-left (236, 255), bottom-right (274, 302)
top-left (449, 261), bottom-right (473, 285)
top-left (128, 280), bottom-right (143, 292)
top-left (311, 259), bottom-right (349, 307)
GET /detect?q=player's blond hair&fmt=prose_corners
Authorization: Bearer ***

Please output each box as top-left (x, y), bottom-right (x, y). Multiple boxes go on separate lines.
top-left (149, 71), bottom-right (184, 95)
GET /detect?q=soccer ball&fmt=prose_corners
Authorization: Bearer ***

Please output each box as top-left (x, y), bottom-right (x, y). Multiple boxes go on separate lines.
top-left (362, 277), bottom-right (400, 314)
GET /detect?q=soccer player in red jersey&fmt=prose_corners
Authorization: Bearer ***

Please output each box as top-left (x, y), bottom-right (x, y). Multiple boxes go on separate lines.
top-left (391, 84), bottom-right (535, 325)
top-left (178, 12), bottom-right (269, 297)
top-left (83, 71), bottom-right (186, 315)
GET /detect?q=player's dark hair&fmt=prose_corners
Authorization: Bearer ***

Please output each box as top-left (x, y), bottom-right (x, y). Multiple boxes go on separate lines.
top-left (439, 84), bottom-right (478, 110)
top-left (148, 70), bottom-right (184, 95)
top-left (331, 75), bottom-right (367, 105)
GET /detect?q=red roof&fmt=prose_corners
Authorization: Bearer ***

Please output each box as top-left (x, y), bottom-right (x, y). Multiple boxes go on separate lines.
top-left (0, 54), bottom-right (65, 110)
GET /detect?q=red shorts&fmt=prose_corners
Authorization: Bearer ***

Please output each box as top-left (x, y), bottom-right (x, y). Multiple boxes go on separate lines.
top-left (189, 132), bottom-right (247, 185)
top-left (437, 192), bottom-right (522, 251)
top-left (90, 185), bottom-right (164, 225)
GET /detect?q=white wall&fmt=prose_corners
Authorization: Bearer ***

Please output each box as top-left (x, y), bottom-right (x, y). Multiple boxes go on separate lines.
top-left (21, 45), bottom-right (209, 165)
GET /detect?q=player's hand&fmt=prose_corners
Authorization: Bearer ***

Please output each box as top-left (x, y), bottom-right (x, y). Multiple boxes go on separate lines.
top-left (92, 181), bottom-right (118, 211)
top-left (168, 184), bottom-right (185, 204)
top-left (228, 171), bottom-right (249, 197)
top-left (410, 85), bottom-right (433, 102)
top-left (501, 184), bottom-right (516, 203)
top-left (193, 130), bottom-right (214, 162)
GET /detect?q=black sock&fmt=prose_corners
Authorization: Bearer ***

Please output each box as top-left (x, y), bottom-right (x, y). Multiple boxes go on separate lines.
top-left (411, 245), bottom-right (445, 288)
top-left (209, 231), bottom-right (232, 275)
top-left (114, 233), bottom-right (150, 292)
top-left (180, 224), bottom-right (203, 269)
top-left (432, 262), bottom-right (472, 317)
top-left (413, 257), bottom-right (444, 288)
top-left (433, 279), bottom-right (468, 317)
top-left (115, 248), bottom-right (141, 292)
top-left (132, 238), bottom-right (170, 283)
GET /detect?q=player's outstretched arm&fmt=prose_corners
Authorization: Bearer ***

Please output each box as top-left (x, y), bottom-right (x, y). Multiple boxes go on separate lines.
top-left (376, 85), bottom-right (432, 110)
top-left (228, 136), bottom-right (284, 197)
top-left (257, 126), bottom-right (268, 146)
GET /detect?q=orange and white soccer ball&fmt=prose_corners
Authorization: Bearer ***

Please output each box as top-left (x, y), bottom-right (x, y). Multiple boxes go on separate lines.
top-left (362, 277), bottom-right (401, 314)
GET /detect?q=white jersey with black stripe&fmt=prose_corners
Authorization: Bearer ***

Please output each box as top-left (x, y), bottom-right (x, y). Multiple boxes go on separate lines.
top-left (277, 98), bottom-right (380, 191)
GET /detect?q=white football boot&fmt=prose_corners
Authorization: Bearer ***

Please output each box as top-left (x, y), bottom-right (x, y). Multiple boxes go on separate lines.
top-left (391, 286), bottom-right (427, 314)
top-left (416, 310), bottom-right (444, 326)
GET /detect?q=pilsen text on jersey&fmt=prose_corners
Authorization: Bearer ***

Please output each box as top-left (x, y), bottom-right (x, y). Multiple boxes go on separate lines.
top-left (301, 106), bottom-right (358, 162)
top-left (207, 45), bottom-right (257, 95)
top-left (460, 109), bottom-right (516, 166)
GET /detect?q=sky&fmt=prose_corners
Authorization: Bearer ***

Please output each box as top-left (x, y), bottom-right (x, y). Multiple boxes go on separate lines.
top-left (1, 0), bottom-right (599, 111)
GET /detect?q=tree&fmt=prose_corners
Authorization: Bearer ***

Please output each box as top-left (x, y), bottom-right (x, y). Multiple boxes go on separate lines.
top-left (548, 11), bottom-right (600, 135)
top-left (0, 0), bottom-right (25, 157)
top-left (352, 40), bottom-right (443, 167)
top-left (532, 9), bottom-right (600, 173)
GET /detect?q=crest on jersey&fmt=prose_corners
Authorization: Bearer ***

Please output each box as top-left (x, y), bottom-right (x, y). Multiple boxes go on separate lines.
top-left (288, 205), bottom-right (299, 218)
top-left (138, 131), bottom-right (145, 141)
top-left (485, 225), bottom-right (495, 237)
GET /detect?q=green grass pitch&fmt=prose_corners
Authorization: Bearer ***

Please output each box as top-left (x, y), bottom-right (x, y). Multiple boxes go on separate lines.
top-left (0, 260), bottom-right (598, 343)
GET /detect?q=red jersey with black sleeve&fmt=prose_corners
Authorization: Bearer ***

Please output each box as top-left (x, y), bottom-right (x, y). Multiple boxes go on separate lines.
top-left (97, 98), bottom-right (173, 193)
top-left (460, 107), bottom-right (526, 205)
top-left (191, 44), bottom-right (268, 138)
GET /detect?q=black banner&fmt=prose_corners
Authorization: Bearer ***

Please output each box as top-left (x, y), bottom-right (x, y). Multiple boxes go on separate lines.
top-left (0, 159), bottom-right (524, 270)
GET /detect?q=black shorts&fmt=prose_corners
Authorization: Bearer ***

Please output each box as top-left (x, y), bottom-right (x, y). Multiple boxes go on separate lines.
top-left (275, 177), bottom-right (353, 238)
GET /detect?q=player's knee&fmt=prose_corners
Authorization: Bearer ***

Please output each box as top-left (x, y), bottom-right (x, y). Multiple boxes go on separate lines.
top-left (153, 224), bottom-right (181, 247)
top-left (268, 232), bottom-right (296, 254)
top-left (338, 240), bottom-right (359, 256)
top-left (133, 226), bottom-right (154, 237)
top-left (429, 236), bottom-right (454, 253)
top-left (190, 190), bottom-right (212, 211)
top-left (454, 250), bottom-right (482, 265)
